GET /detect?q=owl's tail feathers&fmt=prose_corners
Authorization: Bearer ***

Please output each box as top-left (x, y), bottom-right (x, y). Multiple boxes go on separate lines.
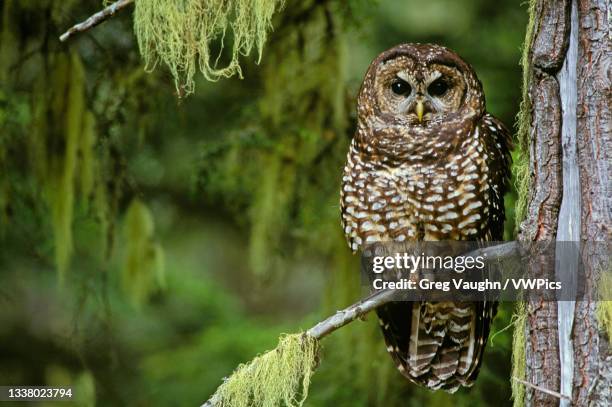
top-left (376, 301), bottom-right (494, 393)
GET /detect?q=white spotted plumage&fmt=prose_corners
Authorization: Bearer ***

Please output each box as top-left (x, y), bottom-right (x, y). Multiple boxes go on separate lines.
top-left (340, 44), bottom-right (512, 392)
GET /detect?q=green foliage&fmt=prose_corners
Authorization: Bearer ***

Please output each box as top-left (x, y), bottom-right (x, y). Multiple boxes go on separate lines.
top-left (199, 0), bottom-right (353, 278)
top-left (45, 366), bottom-right (96, 407)
top-left (0, 0), bottom-right (162, 280)
top-left (1, 0), bottom-right (528, 406)
top-left (79, 112), bottom-right (97, 203)
top-left (133, 0), bottom-right (285, 95)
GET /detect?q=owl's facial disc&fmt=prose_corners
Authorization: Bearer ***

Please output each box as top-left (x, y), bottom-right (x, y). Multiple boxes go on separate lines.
top-left (358, 44), bottom-right (486, 160)
top-left (398, 67), bottom-right (465, 124)
top-left (374, 58), bottom-right (467, 126)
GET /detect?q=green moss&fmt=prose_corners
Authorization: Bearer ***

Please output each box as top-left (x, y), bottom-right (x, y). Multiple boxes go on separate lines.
top-left (196, 2), bottom-right (351, 278)
top-left (38, 52), bottom-right (86, 279)
top-left (26, 50), bottom-right (104, 279)
top-left (122, 199), bottom-right (165, 306)
top-left (248, 150), bottom-right (296, 277)
top-left (514, 0), bottom-right (536, 228)
top-left (133, 0), bottom-right (285, 95)
top-left (208, 333), bottom-right (318, 407)
top-left (512, 4), bottom-right (536, 399)
top-left (513, 149), bottom-right (530, 231)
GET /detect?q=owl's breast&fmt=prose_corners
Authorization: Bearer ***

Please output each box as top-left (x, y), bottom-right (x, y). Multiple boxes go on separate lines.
top-left (341, 161), bottom-right (418, 251)
top-left (341, 132), bottom-right (495, 251)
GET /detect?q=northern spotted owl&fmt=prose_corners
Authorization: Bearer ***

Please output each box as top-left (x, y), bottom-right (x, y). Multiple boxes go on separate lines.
top-left (340, 44), bottom-right (511, 392)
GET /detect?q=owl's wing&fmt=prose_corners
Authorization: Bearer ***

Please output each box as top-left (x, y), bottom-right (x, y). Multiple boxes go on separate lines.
top-left (480, 113), bottom-right (513, 240)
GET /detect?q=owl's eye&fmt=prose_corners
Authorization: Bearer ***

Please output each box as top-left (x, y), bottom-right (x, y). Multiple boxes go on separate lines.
top-left (428, 79), bottom-right (449, 96)
top-left (390, 79), bottom-right (411, 96)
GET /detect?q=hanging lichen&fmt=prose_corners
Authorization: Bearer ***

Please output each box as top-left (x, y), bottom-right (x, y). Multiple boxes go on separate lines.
top-left (2, 0), bottom-right (162, 306)
top-left (514, 0), bottom-right (536, 228)
top-left (248, 149), bottom-right (297, 277)
top-left (133, 0), bottom-right (285, 95)
top-left (197, 1), bottom-right (351, 279)
top-left (29, 52), bottom-right (86, 279)
top-left (207, 333), bottom-right (318, 407)
top-left (121, 198), bottom-right (165, 306)
top-left (25, 49), bottom-right (105, 279)
top-left (249, 1), bottom-right (350, 277)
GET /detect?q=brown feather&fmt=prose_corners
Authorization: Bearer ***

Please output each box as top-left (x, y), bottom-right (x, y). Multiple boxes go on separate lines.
top-left (341, 43), bottom-right (511, 392)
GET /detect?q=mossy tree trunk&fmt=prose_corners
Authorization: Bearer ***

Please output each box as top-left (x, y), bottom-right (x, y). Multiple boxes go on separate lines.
top-left (519, 0), bottom-right (610, 406)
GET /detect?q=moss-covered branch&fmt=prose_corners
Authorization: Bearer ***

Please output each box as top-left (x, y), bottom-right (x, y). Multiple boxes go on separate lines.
top-left (201, 242), bottom-right (519, 407)
top-left (200, 288), bottom-right (395, 407)
top-left (60, 0), bottom-right (285, 95)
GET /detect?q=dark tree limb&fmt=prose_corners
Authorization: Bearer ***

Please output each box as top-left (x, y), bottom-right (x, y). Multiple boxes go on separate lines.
top-left (59, 0), bottom-right (134, 42)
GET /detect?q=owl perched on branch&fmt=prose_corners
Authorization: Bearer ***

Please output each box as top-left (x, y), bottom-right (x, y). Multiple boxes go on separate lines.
top-left (341, 44), bottom-right (511, 392)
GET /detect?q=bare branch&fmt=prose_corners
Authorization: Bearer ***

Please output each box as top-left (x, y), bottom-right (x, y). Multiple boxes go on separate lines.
top-left (59, 0), bottom-right (134, 42)
top-left (306, 241), bottom-right (518, 339)
top-left (512, 377), bottom-right (571, 401)
top-left (307, 289), bottom-right (397, 339)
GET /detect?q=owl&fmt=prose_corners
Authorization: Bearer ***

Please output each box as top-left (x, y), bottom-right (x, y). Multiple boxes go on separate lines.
top-left (340, 44), bottom-right (511, 392)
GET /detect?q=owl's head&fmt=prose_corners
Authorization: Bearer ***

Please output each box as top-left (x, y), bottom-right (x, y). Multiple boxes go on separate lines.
top-left (356, 44), bottom-right (485, 160)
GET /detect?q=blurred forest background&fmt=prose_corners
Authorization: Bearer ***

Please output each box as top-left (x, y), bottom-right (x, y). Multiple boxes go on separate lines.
top-left (0, 0), bottom-right (527, 406)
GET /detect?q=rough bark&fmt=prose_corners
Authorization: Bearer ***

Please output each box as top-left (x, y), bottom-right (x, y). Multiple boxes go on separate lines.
top-left (531, 0), bottom-right (571, 72)
top-left (520, 2), bottom-right (568, 406)
top-left (572, 0), bottom-right (612, 405)
top-left (521, 0), bottom-right (611, 406)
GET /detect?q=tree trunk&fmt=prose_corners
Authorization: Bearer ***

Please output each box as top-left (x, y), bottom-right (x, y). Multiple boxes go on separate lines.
top-left (520, 0), bottom-right (611, 406)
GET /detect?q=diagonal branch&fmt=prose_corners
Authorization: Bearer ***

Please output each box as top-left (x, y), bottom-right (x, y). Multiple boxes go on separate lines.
top-left (306, 241), bottom-right (518, 340)
top-left (59, 0), bottom-right (134, 42)
top-left (307, 288), bottom-right (397, 339)
top-left (201, 242), bottom-right (519, 406)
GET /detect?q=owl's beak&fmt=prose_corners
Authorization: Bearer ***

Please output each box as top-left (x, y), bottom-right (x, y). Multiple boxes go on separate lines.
top-left (416, 101), bottom-right (425, 123)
